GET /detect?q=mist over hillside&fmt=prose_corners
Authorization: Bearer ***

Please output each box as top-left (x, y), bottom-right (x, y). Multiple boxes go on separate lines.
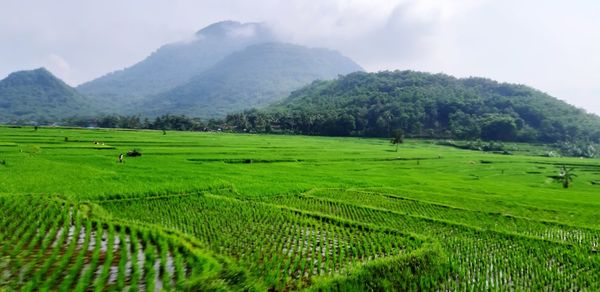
top-left (77, 21), bottom-right (277, 106)
top-left (75, 21), bottom-right (362, 117)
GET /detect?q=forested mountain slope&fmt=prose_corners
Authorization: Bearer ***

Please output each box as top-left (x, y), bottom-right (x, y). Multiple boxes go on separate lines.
top-left (237, 70), bottom-right (600, 142)
top-left (137, 42), bottom-right (363, 118)
top-left (0, 68), bottom-right (94, 123)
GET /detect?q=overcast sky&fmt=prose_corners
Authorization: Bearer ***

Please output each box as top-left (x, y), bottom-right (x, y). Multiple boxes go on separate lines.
top-left (1, 0), bottom-right (599, 114)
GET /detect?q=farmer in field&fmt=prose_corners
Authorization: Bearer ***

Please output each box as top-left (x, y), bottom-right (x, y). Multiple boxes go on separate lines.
top-left (118, 153), bottom-right (124, 163)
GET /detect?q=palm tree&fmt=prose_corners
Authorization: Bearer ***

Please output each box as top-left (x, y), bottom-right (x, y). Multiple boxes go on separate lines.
top-left (390, 129), bottom-right (404, 152)
top-left (555, 165), bottom-right (576, 188)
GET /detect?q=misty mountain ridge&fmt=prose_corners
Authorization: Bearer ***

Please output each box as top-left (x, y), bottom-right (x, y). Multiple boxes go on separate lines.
top-left (77, 21), bottom-right (278, 106)
top-left (76, 20), bottom-right (362, 117)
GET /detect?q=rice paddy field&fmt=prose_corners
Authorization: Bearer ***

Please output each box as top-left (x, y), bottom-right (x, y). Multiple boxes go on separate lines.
top-left (0, 125), bottom-right (599, 291)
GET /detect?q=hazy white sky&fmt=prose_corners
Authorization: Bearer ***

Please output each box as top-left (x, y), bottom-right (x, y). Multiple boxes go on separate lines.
top-left (1, 0), bottom-right (599, 114)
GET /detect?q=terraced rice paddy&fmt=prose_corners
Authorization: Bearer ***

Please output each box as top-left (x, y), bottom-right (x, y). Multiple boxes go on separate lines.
top-left (0, 194), bottom-right (247, 291)
top-left (0, 126), bottom-right (599, 290)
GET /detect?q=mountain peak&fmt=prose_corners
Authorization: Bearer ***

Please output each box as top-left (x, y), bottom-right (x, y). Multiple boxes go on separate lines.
top-left (3, 67), bottom-right (63, 87)
top-left (195, 20), bottom-right (274, 40)
top-left (7, 67), bottom-right (51, 77)
top-left (0, 67), bottom-right (92, 122)
top-left (31, 67), bottom-right (51, 73)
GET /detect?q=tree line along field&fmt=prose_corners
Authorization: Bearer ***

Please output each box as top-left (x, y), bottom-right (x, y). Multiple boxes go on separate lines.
top-left (0, 125), bottom-right (599, 290)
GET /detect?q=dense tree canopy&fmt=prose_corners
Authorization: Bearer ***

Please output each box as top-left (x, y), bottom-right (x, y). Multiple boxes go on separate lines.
top-left (63, 114), bottom-right (219, 132)
top-left (224, 71), bottom-right (600, 143)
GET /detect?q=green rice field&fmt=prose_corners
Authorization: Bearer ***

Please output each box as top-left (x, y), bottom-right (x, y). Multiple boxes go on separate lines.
top-left (0, 126), bottom-right (599, 290)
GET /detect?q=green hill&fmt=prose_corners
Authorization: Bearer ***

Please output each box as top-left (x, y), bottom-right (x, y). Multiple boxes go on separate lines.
top-left (0, 68), bottom-right (93, 123)
top-left (238, 70), bottom-right (600, 142)
top-left (136, 42), bottom-right (363, 118)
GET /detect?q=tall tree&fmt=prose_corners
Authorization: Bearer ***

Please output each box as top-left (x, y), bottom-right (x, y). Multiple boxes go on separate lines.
top-left (391, 129), bottom-right (404, 152)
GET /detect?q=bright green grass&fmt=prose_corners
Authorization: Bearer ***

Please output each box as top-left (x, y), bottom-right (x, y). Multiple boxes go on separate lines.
top-left (0, 125), bottom-right (599, 290)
